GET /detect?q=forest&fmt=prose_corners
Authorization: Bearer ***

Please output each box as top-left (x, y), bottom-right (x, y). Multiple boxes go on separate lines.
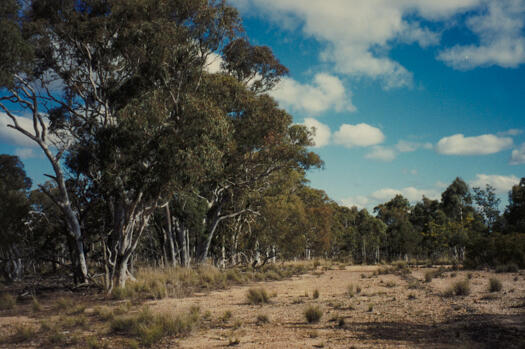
top-left (1, 0), bottom-right (524, 293)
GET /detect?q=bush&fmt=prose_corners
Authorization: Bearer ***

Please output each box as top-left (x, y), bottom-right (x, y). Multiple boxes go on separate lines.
top-left (111, 307), bottom-right (199, 347)
top-left (444, 280), bottom-right (470, 297)
top-left (246, 288), bottom-right (269, 305)
top-left (10, 324), bottom-right (36, 343)
top-left (313, 289), bottom-right (320, 299)
top-left (304, 305), bottom-right (323, 323)
top-left (31, 297), bottom-right (42, 312)
top-left (0, 293), bottom-right (16, 310)
top-left (488, 278), bottom-right (502, 292)
top-left (424, 271), bottom-right (433, 283)
top-left (256, 314), bottom-right (269, 325)
top-left (495, 263), bottom-right (519, 273)
top-left (347, 284), bottom-right (361, 297)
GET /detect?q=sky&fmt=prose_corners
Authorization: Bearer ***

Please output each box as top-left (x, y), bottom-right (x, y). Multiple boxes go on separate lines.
top-left (1, 0), bottom-right (524, 212)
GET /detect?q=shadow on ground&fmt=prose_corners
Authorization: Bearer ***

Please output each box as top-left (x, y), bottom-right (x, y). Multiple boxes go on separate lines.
top-left (349, 313), bottom-right (525, 348)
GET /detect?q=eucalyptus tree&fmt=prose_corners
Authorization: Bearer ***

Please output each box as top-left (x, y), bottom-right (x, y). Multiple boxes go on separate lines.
top-left (0, 155), bottom-right (31, 281)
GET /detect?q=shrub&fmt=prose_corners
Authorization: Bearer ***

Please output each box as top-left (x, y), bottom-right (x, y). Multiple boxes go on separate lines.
top-left (111, 307), bottom-right (199, 347)
top-left (256, 314), bottom-right (269, 325)
top-left (496, 263), bottom-right (519, 273)
top-left (31, 297), bottom-right (42, 312)
top-left (424, 271), bottom-right (433, 283)
top-left (0, 293), bottom-right (16, 310)
top-left (444, 280), bottom-right (470, 297)
top-left (313, 289), bottom-right (320, 299)
top-left (246, 288), bottom-right (269, 305)
top-left (488, 278), bottom-right (502, 292)
top-left (55, 297), bottom-right (73, 312)
top-left (10, 324), bottom-right (35, 343)
top-left (347, 284), bottom-right (361, 297)
top-left (220, 310), bottom-right (233, 323)
top-left (304, 305), bottom-right (323, 323)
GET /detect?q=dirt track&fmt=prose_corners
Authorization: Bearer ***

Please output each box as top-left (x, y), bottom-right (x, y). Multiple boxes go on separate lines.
top-left (148, 265), bottom-right (525, 348)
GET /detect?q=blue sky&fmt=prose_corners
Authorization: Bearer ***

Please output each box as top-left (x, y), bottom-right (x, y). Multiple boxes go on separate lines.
top-left (1, 0), bottom-right (524, 211)
top-left (228, 0), bottom-right (525, 210)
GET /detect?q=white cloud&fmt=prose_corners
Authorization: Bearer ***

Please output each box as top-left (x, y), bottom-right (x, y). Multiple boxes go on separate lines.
top-left (365, 146), bottom-right (396, 162)
top-left (302, 118), bottom-right (331, 147)
top-left (438, 1), bottom-right (525, 69)
top-left (395, 140), bottom-right (433, 152)
top-left (231, 0), bottom-right (487, 88)
top-left (470, 174), bottom-right (520, 193)
top-left (372, 186), bottom-right (440, 202)
top-left (340, 195), bottom-right (370, 210)
top-left (0, 113), bottom-right (39, 147)
top-left (435, 133), bottom-right (513, 155)
top-left (333, 123), bottom-right (384, 148)
top-left (498, 128), bottom-right (523, 136)
top-left (14, 147), bottom-right (41, 159)
top-left (270, 73), bottom-right (355, 115)
top-left (204, 52), bottom-right (224, 74)
top-left (510, 143), bottom-right (525, 165)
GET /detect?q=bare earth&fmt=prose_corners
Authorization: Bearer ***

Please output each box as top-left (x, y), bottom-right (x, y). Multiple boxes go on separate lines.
top-left (152, 266), bottom-right (525, 348)
top-left (1, 265), bottom-right (524, 348)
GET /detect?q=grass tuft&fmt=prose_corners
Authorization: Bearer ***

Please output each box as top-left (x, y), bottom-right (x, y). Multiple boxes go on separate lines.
top-left (246, 288), bottom-right (269, 305)
top-left (304, 305), bottom-right (323, 323)
top-left (111, 306), bottom-right (199, 347)
top-left (444, 279), bottom-right (470, 297)
top-left (256, 314), bottom-right (269, 325)
top-left (313, 289), bottom-right (320, 299)
top-left (488, 278), bottom-right (502, 292)
top-left (0, 293), bottom-right (16, 310)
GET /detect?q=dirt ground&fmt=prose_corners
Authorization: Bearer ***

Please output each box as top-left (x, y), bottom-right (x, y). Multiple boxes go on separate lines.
top-left (1, 265), bottom-right (525, 348)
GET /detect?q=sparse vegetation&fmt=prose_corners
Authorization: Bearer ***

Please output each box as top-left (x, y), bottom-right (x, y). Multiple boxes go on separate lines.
top-left (347, 284), bottom-right (361, 297)
top-left (313, 289), bottom-right (320, 299)
top-left (488, 278), bottom-right (503, 292)
top-left (246, 288), bottom-right (270, 305)
top-left (31, 297), bottom-right (42, 312)
top-left (110, 307), bottom-right (200, 347)
top-left (444, 280), bottom-right (471, 297)
top-left (495, 263), bottom-right (519, 273)
top-left (0, 293), bottom-right (16, 310)
top-left (256, 314), bottom-right (270, 325)
top-left (304, 305), bottom-right (323, 323)
top-left (9, 324), bottom-right (36, 343)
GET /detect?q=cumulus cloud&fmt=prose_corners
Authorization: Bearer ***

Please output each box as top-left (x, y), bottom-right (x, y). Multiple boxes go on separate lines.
top-left (340, 195), bottom-right (370, 210)
top-left (435, 133), bottom-right (513, 155)
top-left (231, 0), bottom-right (490, 88)
top-left (510, 143), bottom-right (525, 165)
top-left (0, 113), bottom-right (39, 147)
top-left (498, 129), bottom-right (523, 136)
top-left (395, 140), bottom-right (433, 152)
top-left (204, 52), bottom-right (224, 74)
top-left (270, 73), bottom-right (355, 115)
top-left (365, 146), bottom-right (396, 162)
top-left (302, 118), bottom-right (331, 147)
top-left (333, 123), bottom-right (384, 148)
top-left (438, 1), bottom-right (525, 70)
top-left (342, 184), bottom-right (441, 210)
top-left (14, 147), bottom-right (41, 159)
top-left (470, 174), bottom-right (520, 193)
top-left (371, 186), bottom-right (440, 202)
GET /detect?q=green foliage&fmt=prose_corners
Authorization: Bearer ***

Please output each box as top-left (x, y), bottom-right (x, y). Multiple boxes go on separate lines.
top-left (246, 288), bottom-right (269, 305)
top-left (304, 305), bottom-right (323, 323)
